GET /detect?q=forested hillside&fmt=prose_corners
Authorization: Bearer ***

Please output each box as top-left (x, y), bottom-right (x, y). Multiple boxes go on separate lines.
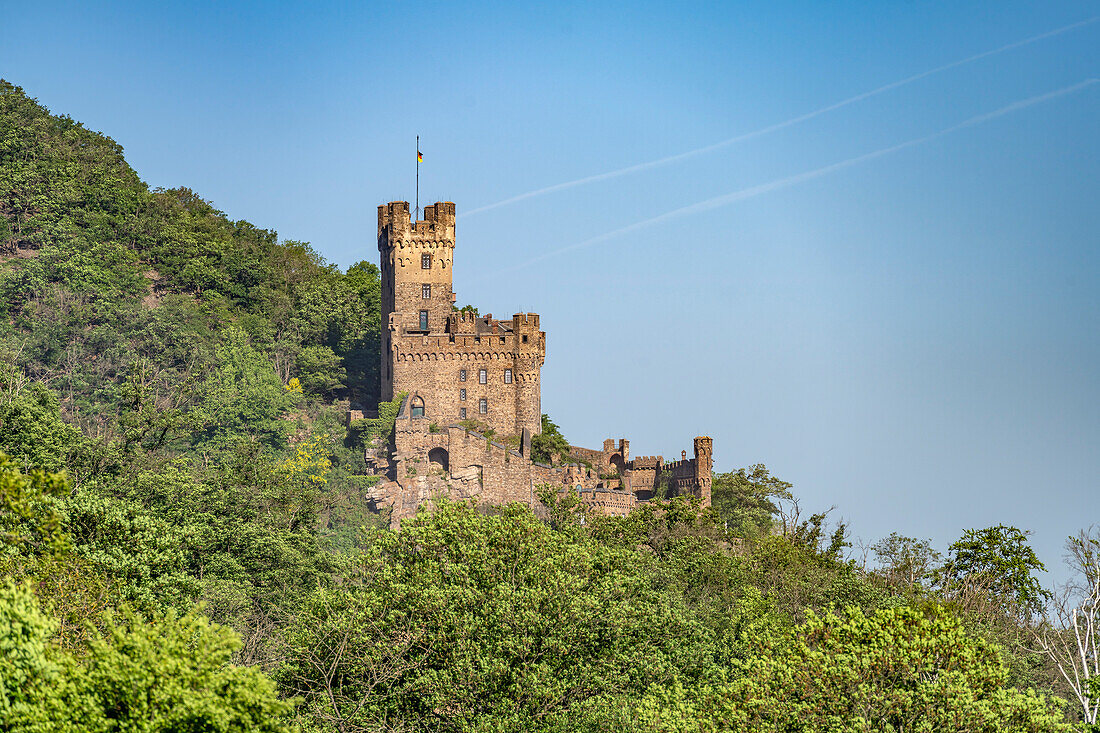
top-left (2, 79), bottom-right (1098, 732)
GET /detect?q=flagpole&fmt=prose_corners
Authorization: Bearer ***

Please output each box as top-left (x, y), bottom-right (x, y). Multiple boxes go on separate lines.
top-left (415, 135), bottom-right (419, 220)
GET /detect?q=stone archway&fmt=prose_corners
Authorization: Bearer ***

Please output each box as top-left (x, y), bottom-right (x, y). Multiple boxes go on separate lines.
top-left (428, 447), bottom-right (449, 472)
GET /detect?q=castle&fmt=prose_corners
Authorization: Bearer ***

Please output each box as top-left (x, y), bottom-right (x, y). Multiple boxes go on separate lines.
top-left (364, 200), bottom-right (713, 526)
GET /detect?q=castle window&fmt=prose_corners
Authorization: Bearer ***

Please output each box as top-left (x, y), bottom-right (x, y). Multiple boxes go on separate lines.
top-left (504, 369), bottom-right (512, 384)
top-left (478, 369), bottom-right (487, 384)
top-left (460, 388), bottom-right (466, 401)
top-left (422, 283), bottom-right (431, 298)
top-left (460, 407), bottom-right (466, 419)
top-left (411, 396), bottom-right (425, 418)
top-left (421, 253), bottom-right (431, 269)
top-left (479, 398), bottom-right (487, 414)
top-left (419, 310), bottom-right (429, 331)
top-left (459, 370), bottom-right (466, 382)
top-left (522, 335), bottom-right (528, 343)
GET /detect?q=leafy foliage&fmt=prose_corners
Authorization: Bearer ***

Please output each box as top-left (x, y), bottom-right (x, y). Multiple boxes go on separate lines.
top-left (0, 453), bottom-right (69, 560)
top-left (872, 532), bottom-right (942, 590)
top-left (0, 80), bottom-right (382, 432)
top-left (710, 464), bottom-right (791, 538)
top-left (637, 605), bottom-right (1068, 732)
top-left (281, 500), bottom-right (757, 732)
top-left (0, 581), bottom-right (294, 732)
top-left (938, 524), bottom-right (1051, 618)
top-left (531, 412), bottom-right (570, 464)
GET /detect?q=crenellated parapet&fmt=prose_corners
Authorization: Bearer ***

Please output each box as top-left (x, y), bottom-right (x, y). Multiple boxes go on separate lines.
top-left (378, 200), bottom-right (456, 241)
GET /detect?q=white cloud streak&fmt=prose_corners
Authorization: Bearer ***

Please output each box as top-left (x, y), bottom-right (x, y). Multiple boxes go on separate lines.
top-left (463, 16), bottom-right (1098, 219)
top-left (491, 79), bottom-right (1098, 275)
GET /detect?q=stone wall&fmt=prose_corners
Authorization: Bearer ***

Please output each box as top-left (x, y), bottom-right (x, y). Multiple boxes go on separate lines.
top-left (567, 436), bottom-right (714, 506)
top-left (368, 400), bottom-right (602, 528)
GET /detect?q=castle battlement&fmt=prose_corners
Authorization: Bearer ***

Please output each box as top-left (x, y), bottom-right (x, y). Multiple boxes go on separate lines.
top-left (377, 200), bottom-right (457, 239)
top-left (662, 458), bottom-right (694, 473)
top-left (377, 200), bottom-right (410, 236)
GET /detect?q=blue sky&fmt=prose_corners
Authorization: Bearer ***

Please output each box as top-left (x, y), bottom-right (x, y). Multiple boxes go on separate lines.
top-left (3, 0), bottom-right (1098, 583)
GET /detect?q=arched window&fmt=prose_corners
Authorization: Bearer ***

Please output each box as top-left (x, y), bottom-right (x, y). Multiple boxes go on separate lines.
top-left (410, 396), bottom-right (425, 418)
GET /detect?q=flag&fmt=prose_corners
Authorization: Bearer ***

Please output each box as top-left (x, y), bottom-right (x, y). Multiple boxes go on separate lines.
top-left (417, 150), bottom-right (423, 162)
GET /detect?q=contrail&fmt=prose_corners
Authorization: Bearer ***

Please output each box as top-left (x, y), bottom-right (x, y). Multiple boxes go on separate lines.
top-left (488, 79), bottom-right (1097, 275)
top-left (463, 16), bottom-right (1099, 218)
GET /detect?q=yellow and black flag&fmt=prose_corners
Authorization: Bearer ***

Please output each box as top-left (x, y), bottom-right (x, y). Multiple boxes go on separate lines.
top-left (417, 149), bottom-right (423, 162)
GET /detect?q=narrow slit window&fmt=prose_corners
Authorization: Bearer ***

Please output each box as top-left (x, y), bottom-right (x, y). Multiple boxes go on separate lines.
top-left (504, 369), bottom-right (512, 384)
top-left (479, 369), bottom-right (487, 384)
top-left (459, 370), bottom-right (467, 382)
top-left (479, 398), bottom-right (487, 414)
top-left (460, 388), bottom-right (466, 401)
top-left (460, 407), bottom-right (466, 419)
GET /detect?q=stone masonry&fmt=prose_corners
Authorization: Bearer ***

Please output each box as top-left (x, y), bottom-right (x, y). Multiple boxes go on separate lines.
top-left (378, 201), bottom-right (544, 438)
top-left (366, 200), bottom-right (713, 526)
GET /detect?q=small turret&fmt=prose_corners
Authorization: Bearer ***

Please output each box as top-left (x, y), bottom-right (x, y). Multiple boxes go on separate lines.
top-left (693, 436), bottom-right (713, 507)
top-left (377, 201), bottom-right (411, 239)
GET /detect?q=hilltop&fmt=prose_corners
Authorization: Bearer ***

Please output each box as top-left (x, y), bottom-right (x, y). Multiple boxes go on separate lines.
top-left (1, 79), bottom-right (382, 427)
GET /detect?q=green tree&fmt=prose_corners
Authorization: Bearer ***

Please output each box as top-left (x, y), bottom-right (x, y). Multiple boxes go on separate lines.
top-left (638, 605), bottom-right (1068, 732)
top-left (0, 581), bottom-right (294, 733)
top-left (710, 464), bottom-right (792, 538)
top-left (938, 525), bottom-right (1050, 618)
top-left (0, 580), bottom-right (65, 731)
top-left (872, 532), bottom-right (942, 590)
top-left (192, 325), bottom-right (294, 450)
top-left (530, 413), bottom-right (570, 464)
top-left (0, 383), bottom-right (87, 474)
top-left (61, 490), bottom-right (200, 613)
top-left (280, 501), bottom-right (714, 732)
top-left (0, 453), bottom-right (69, 561)
top-left (64, 606), bottom-right (295, 733)
top-left (295, 345), bottom-right (346, 398)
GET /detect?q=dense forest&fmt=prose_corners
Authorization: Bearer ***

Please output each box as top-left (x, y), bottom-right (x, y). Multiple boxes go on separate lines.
top-left (2, 79), bottom-right (1099, 731)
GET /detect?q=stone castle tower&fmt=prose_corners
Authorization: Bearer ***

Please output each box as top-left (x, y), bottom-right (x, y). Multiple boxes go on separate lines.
top-left (366, 198), bottom-right (714, 527)
top-left (378, 201), bottom-right (545, 438)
